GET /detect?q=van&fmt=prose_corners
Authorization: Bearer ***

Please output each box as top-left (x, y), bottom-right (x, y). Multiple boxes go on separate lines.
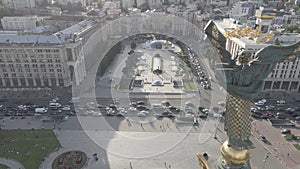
top-left (35, 107), bottom-right (48, 113)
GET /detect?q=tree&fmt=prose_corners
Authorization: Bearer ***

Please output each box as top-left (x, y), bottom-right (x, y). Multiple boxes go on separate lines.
top-left (0, 3), bottom-right (13, 19)
top-left (284, 24), bottom-right (300, 33)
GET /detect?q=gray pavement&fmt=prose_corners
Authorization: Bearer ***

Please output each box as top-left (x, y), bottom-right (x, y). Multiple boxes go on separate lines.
top-left (0, 157), bottom-right (25, 169)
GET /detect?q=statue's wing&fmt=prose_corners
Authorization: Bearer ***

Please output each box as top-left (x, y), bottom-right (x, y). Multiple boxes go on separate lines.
top-left (254, 41), bottom-right (300, 64)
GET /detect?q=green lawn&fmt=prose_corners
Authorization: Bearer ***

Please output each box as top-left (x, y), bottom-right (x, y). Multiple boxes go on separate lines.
top-left (183, 80), bottom-right (196, 91)
top-left (0, 164), bottom-right (9, 169)
top-left (0, 130), bottom-right (61, 169)
top-left (293, 144), bottom-right (300, 150)
top-left (284, 135), bottom-right (300, 141)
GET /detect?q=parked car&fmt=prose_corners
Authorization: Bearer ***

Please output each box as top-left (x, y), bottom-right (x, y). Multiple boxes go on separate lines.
top-left (161, 101), bottom-right (171, 107)
top-left (281, 129), bottom-right (291, 135)
top-left (277, 100), bottom-right (286, 105)
top-left (260, 135), bottom-right (267, 142)
top-left (136, 105), bottom-right (147, 111)
top-left (136, 101), bottom-right (145, 105)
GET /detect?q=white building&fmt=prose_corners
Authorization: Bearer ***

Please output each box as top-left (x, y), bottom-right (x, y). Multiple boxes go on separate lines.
top-left (205, 12), bottom-right (300, 92)
top-left (0, 19), bottom-right (99, 87)
top-left (55, 0), bottom-right (86, 6)
top-left (229, 1), bottom-right (258, 20)
top-left (2, 0), bottom-right (35, 10)
top-left (1, 16), bottom-right (41, 31)
top-left (210, 0), bottom-right (228, 6)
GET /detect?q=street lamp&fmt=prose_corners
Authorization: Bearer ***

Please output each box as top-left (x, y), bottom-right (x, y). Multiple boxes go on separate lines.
top-left (263, 153), bottom-right (270, 169)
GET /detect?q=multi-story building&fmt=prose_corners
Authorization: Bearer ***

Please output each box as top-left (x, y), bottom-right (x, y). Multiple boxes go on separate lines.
top-left (1, 16), bottom-right (41, 31)
top-left (2, 0), bottom-right (35, 10)
top-left (204, 6), bottom-right (300, 92)
top-left (55, 0), bottom-right (86, 6)
top-left (229, 1), bottom-right (258, 20)
top-left (0, 19), bottom-right (99, 87)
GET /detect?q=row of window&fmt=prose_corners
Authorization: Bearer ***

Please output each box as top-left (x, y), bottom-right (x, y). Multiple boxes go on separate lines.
top-left (2, 68), bottom-right (63, 73)
top-left (1, 73), bottom-right (63, 78)
top-left (0, 49), bottom-right (60, 53)
top-left (0, 58), bottom-right (62, 63)
top-left (0, 63), bottom-right (62, 68)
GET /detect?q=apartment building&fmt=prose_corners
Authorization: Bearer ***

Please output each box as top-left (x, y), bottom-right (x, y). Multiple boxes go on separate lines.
top-left (0, 19), bottom-right (99, 87)
top-left (1, 16), bottom-right (41, 31)
top-left (2, 0), bottom-right (35, 10)
top-left (204, 7), bottom-right (300, 92)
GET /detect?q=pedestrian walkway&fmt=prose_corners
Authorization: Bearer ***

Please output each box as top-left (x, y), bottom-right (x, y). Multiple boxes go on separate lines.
top-left (0, 157), bottom-right (25, 169)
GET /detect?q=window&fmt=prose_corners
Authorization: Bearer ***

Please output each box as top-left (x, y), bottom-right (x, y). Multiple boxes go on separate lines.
top-left (46, 54), bottom-right (52, 58)
top-left (54, 49), bottom-right (59, 53)
top-left (45, 49), bottom-right (51, 53)
top-left (33, 69), bottom-right (38, 72)
top-left (27, 73), bottom-right (32, 77)
top-left (24, 64), bottom-right (30, 68)
top-left (10, 68), bottom-right (15, 72)
top-left (40, 64), bottom-right (45, 68)
top-left (55, 59), bottom-right (61, 63)
top-left (25, 68), bottom-right (31, 72)
top-left (32, 64), bottom-right (38, 68)
top-left (48, 64), bottom-right (53, 67)
top-left (49, 69), bottom-right (54, 72)
top-left (58, 73), bottom-right (63, 77)
top-left (31, 59), bottom-right (37, 63)
top-left (3, 73), bottom-right (8, 77)
top-left (8, 64), bottom-right (13, 68)
top-left (12, 73), bottom-right (16, 77)
top-left (47, 59), bottom-right (53, 63)
top-left (18, 68), bottom-right (22, 72)
top-left (57, 69), bottom-right (62, 72)
top-left (42, 69), bottom-right (46, 72)
top-left (2, 68), bottom-right (7, 72)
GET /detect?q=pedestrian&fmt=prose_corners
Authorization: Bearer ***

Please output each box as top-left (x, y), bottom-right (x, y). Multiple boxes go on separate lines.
top-left (287, 153), bottom-right (289, 157)
top-left (169, 164), bottom-right (171, 168)
top-left (141, 123), bottom-right (143, 127)
top-left (164, 162), bottom-right (166, 166)
top-left (167, 123), bottom-right (169, 127)
top-left (129, 162), bottom-right (132, 169)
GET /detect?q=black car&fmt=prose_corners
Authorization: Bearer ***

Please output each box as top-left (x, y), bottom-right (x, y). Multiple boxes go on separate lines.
top-left (136, 105), bottom-right (147, 111)
top-left (128, 50), bottom-right (135, 55)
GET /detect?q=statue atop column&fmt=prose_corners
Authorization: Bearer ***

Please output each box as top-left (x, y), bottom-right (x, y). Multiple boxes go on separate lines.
top-left (203, 20), bottom-right (300, 169)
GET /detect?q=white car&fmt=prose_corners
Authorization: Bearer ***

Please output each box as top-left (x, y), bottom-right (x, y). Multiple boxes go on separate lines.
top-left (254, 101), bottom-right (264, 106)
top-left (140, 111), bottom-right (149, 114)
top-left (62, 106), bottom-right (71, 111)
top-left (137, 112), bottom-right (146, 117)
top-left (93, 112), bottom-right (102, 117)
top-left (277, 100), bottom-right (286, 104)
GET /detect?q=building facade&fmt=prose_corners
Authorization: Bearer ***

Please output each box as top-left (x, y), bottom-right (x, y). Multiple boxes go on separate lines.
top-left (1, 16), bottom-right (40, 31)
top-left (2, 0), bottom-right (35, 10)
top-left (0, 19), bottom-right (100, 87)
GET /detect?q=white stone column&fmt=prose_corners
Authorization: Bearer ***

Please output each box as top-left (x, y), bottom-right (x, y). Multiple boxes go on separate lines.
top-left (9, 79), bottom-right (13, 86)
top-left (25, 78), bottom-right (29, 86)
top-left (17, 79), bottom-right (21, 86)
top-left (33, 78), bottom-right (37, 86)
top-left (48, 79), bottom-right (52, 86)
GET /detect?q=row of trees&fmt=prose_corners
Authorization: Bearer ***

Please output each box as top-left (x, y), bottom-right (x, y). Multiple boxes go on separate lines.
top-left (97, 42), bottom-right (123, 76)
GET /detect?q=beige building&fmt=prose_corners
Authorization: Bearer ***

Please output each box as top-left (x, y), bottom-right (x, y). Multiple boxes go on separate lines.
top-left (0, 19), bottom-right (100, 87)
top-left (205, 11), bottom-right (300, 92)
top-left (1, 16), bottom-right (40, 31)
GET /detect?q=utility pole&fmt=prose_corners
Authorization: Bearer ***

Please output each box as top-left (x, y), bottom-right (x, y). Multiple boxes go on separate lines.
top-left (263, 153), bottom-right (270, 169)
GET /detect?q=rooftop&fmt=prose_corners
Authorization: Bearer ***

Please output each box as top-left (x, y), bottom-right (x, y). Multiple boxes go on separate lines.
top-left (0, 35), bottom-right (61, 45)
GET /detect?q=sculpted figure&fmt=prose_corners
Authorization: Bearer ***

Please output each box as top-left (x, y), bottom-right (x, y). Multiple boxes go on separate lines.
top-left (215, 41), bottom-right (300, 99)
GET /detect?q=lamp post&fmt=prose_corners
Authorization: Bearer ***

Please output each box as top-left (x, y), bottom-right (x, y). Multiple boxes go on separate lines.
top-left (262, 153), bottom-right (270, 169)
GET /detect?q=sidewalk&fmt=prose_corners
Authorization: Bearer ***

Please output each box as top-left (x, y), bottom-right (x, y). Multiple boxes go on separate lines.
top-left (252, 120), bottom-right (300, 168)
top-left (0, 157), bottom-right (25, 169)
